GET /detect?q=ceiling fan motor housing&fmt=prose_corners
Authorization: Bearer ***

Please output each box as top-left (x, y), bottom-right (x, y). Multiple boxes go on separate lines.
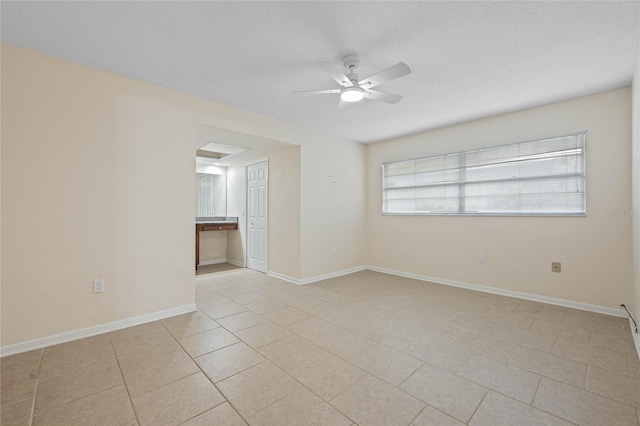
top-left (343, 55), bottom-right (361, 86)
top-left (343, 54), bottom-right (360, 71)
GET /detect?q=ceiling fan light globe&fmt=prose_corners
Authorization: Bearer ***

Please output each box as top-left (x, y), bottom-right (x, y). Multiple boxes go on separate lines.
top-left (341, 87), bottom-right (364, 102)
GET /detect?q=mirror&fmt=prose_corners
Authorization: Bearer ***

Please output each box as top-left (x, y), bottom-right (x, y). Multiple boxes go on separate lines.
top-left (197, 173), bottom-right (226, 217)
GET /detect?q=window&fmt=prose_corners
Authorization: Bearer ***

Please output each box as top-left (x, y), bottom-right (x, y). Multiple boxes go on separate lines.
top-left (382, 132), bottom-right (586, 216)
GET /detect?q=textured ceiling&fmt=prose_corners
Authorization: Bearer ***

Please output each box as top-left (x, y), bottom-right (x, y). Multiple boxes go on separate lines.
top-left (2, 1), bottom-right (639, 143)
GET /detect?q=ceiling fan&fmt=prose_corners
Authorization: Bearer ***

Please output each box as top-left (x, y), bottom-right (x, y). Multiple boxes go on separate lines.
top-left (294, 54), bottom-right (411, 111)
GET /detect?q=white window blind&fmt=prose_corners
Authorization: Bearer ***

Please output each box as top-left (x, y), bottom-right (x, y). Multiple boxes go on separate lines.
top-left (382, 132), bottom-right (586, 216)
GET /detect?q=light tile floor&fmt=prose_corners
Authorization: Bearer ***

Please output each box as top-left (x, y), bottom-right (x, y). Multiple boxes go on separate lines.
top-left (2, 269), bottom-right (639, 425)
top-left (196, 262), bottom-right (241, 276)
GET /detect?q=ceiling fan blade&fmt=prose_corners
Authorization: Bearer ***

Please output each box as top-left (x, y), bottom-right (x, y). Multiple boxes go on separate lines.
top-left (293, 89), bottom-right (341, 95)
top-left (364, 89), bottom-right (403, 104)
top-left (318, 62), bottom-right (354, 87)
top-left (358, 62), bottom-right (411, 88)
top-left (336, 99), bottom-right (350, 112)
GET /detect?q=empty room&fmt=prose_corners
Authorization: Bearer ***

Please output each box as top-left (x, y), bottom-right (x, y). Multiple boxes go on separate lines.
top-left (2, 1), bottom-right (640, 425)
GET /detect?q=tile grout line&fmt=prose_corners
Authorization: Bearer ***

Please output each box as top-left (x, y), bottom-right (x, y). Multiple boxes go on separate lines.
top-left (218, 360), bottom-right (301, 423)
top-left (529, 374), bottom-right (544, 407)
top-left (245, 380), bottom-right (352, 425)
top-left (394, 361), bottom-right (426, 389)
top-left (508, 346), bottom-right (592, 390)
top-left (231, 291), bottom-right (377, 421)
top-left (465, 389), bottom-right (489, 425)
top-left (28, 380), bottom-right (39, 426)
top-left (159, 317), bottom-right (249, 424)
top-left (245, 325), bottom-right (368, 421)
top-left (504, 343), bottom-right (517, 365)
top-left (450, 359), bottom-right (549, 414)
top-left (324, 373), bottom-right (369, 425)
top-left (108, 333), bottom-right (142, 426)
top-left (28, 348), bottom-right (45, 426)
top-left (554, 339), bottom-right (636, 378)
top-left (174, 398), bottom-right (228, 426)
top-left (525, 377), bottom-right (580, 426)
top-left (584, 363), bottom-right (590, 390)
top-left (579, 368), bottom-right (640, 409)
top-left (29, 380), bottom-right (125, 419)
top-left (27, 339), bottom-right (131, 420)
top-left (536, 376), bottom-right (637, 423)
top-left (405, 402), bottom-right (429, 425)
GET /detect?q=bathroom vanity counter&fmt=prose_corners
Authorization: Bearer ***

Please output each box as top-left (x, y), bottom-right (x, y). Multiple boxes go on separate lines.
top-left (195, 217), bottom-right (238, 269)
top-left (196, 222), bottom-right (238, 231)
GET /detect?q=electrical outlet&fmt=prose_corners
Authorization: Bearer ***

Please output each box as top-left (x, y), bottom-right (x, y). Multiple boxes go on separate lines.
top-left (479, 253), bottom-right (486, 263)
top-left (331, 248), bottom-right (337, 256)
top-left (552, 262), bottom-right (561, 273)
top-left (93, 279), bottom-right (105, 293)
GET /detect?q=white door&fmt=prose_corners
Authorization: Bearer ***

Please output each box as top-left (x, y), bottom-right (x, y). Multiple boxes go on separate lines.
top-left (247, 161), bottom-right (267, 272)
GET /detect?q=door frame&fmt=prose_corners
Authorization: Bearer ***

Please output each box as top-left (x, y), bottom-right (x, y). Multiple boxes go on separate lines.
top-left (245, 158), bottom-right (268, 273)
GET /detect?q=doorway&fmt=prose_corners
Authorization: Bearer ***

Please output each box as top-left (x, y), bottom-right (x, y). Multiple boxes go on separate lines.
top-left (247, 161), bottom-right (268, 273)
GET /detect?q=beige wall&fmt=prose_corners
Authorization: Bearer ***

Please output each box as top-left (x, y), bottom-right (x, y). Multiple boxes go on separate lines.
top-left (632, 48), bottom-right (640, 323)
top-left (0, 42), bottom-right (3, 343)
top-left (367, 88), bottom-right (633, 309)
top-left (226, 163), bottom-right (246, 266)
top-left (2, 47), bottom-right (196, 345)
top-left (269, 147), bottom-right (301, 278)
top-left (198, 232), bottom-right (227, 264)
top-left (1, 44), bottom-right (365, 346)
top-left (300, 141), bottom-right (367, 278)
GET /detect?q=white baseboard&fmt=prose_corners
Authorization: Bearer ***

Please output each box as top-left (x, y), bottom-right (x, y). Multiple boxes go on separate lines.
top-left (268, 266), bottom-right (367, 286)
top-left (0, 304), bottom-right (197, 358)
top-left (198, 258), bottom-right (227, 266)
top-left (366, 265), bottom-right (627, 318)
top-left (227, 259), bottom-right (245, 268)
top-left (299, 266), bottom-right (367, 285)
top-left (267, 271), bottom-right (301, 285)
